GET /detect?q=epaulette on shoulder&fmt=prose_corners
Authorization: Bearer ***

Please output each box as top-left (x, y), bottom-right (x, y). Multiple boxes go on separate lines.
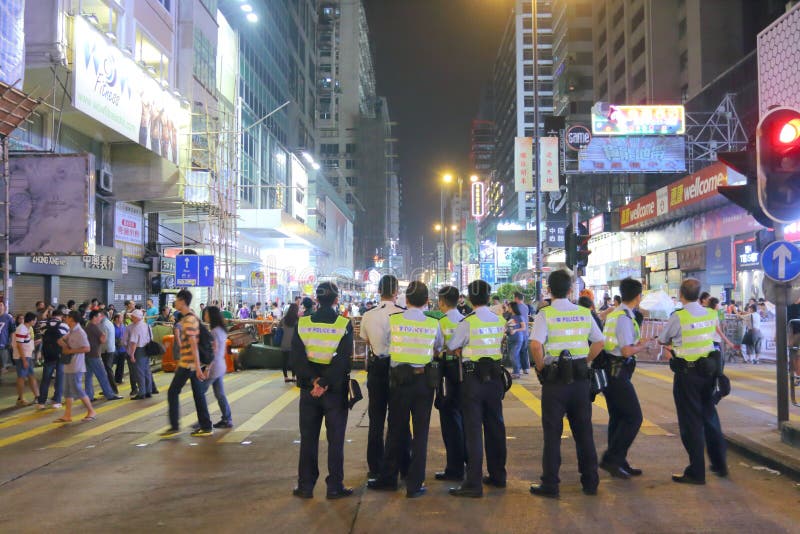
top-left (460, 312), bottom-right (475, 322)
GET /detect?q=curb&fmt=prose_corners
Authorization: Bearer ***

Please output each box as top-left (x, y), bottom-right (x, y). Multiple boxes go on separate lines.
top-left (724, 432), bottom-right (800, 480)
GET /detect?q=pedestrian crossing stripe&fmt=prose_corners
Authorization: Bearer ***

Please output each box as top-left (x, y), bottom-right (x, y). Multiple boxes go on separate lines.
top-left (132, 373), bottom-right (282, 445)
top-left (219, 388), bottom-right (300, 443)
top-left (590, 394), bottom-right (670, 436)
top-left (507, 384), bottom-right (573, 435)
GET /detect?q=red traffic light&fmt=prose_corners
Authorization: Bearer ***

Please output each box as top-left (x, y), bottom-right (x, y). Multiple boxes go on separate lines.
top-left (757, 107), bottom-right (800, 224)
top-left (778, 119), bottom-right (800, 145)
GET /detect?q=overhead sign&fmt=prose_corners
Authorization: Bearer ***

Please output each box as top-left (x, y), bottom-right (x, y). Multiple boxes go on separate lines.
top-left (471, 181), bottom-right (485, 218)
top-left (761, 241), bottom-right (800, 282)
top-left (540, 136), bottom-right (560, 192)
top-left (735, 240), bottom-right (760, 271)
top-left (114, 202), bottom-right (144, 258)
top-left (497, 230), bottom-right (536, 248)
top-left (545, 219), bottom-right (566, 248)
top-left (587, 213), bottom-right (610, 236)
top-left (579, 136), bottom-right (686, 173)
top-left (480, 262), bottom-right (496, 286)
top-left (176, 255), bottom-right (215, 287)
top-left (514, 137), bottom-right (533, 192)
top-left (591, 103), bottom-right (685, 136)
top-left (250, 271), bottom-right (265, 288)
top-left (566, 124), bottom-right (592, 151)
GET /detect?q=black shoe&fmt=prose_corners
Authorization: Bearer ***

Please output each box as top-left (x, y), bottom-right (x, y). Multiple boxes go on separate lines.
top-left (435, 471), bottom-right (463, 481)
top-left (292, 487), bottom-right (313, 499)
top-left (582, 486), bottom-right (598, 496)
top-left (600, 461), bottom-right (631, 479)
top-left (529, 484), bottom-right (559, 498)
top-left (672, 474), bottom-right (705, 485)
top-left (366, 471), bottom-right (379, 481)
top-left (213, 420), bottom-right (233, 429)
top-left (482, 476), bottom-right (506, 488)
top-left (151, 389), bottom-right (159, 394)
top-left (406, 486), bottom-right (427, 498)
top-left (622, 463), bottom-right (643, 476)
top-left (145, 394), bottom-right (152, 398)
top-left (129, 390), bottom-right (139, 397)
top-left (367, 479), bottom-right (398, 491)
top-left (326, 487), bottom-right (353, 500)
top-left (448, 486), bottom-right (482, 498)
top-left (710, 465), bottom-right (729, 477)
top-left (106, 395), bottom-right (123, 401)
top-left (132, 395), bottom-right (146, 400)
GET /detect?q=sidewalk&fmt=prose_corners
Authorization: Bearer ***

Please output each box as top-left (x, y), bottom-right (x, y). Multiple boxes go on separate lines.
top-left (725, 427), bottom-right (800, 479)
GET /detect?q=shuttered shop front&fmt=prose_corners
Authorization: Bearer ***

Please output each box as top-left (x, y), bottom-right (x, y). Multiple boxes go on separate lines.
top-left (112, 266), bottom-right (148, 308)
top-left (59, 277), bottom-right (105, 305)
top-left (11, 275), bottom-right (46, 314)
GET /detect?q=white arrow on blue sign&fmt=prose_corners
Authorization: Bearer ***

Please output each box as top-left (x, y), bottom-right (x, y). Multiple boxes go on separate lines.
top-left (176, 255), bottom-right (215, 287)
top-left (761, 241), bottom-right (800, 282)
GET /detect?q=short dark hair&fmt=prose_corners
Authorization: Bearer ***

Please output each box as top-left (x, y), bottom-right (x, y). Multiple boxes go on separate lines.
top-left (547, 269), bottom-right (572, 299)
top-left (176, 289), bottom-right (193, 305)
top-left (88, 310), bottom-right (101, 320)
top-left (316, 282), bottom-right (339, 306)
top-left (204, 306), bottom-right (225, 330)
top-left (467, 279), bottom-right (492, 307)
top-left (67, 300), bottom-right (75, 308)
top-left (52, 308), bottom-right (63, 317)
top-left (438, 285), bottom-right (460, 307)
top-left (699, 291), bottom-right (710, 303)
top-left (24, 312), bottom-right (37, 323)
top-left (491, 295), bottom-right (500, 302)
top-left (708, 297), bottom-right (720, 310)
top-left (378, 275), bottom-right (399, 298)
top-left (619, 277), bottom-right (643, 303)
top-left (67, 310), bottom-right (82, 323)
top-left (613, 295), bottom-right (622, 305)
top-left (509, 301), bottom-right (521, 315)
top-left (577, 296), bottom-right (594, 310)
top-left (513, 291), bottom-right (524, 301)
top-left (679, 278), bottom-right (701, 302)
top-left (406, 281), bottom-right (429, 307)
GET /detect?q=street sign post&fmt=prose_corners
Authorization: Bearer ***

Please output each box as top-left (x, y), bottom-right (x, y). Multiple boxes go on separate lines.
top-left (176, 255), bottom-right (215, 287)
top-left (761, 240), bottom-right (800, 282)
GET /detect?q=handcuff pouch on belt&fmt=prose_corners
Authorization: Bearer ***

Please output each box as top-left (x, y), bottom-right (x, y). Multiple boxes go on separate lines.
top-left (538, 351), bottom-right (590, 385)
top-left (425, 360), bottom-right (443, 389)
top-left (390, 364), bottom-right (415, 388)
top-left (476, 357), bottom-right (502, 383)
top-left (669, 352), bottom-right (718, 378)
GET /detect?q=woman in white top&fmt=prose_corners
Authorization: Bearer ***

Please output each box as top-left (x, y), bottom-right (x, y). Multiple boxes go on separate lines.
top-left (203, 307), bottom-right (232, 428)
top-left (740, 304), bottom-right (763, 364)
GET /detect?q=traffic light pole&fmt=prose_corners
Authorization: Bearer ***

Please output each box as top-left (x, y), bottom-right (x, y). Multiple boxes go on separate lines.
top-left (774, 224), bottom-right (790, 424)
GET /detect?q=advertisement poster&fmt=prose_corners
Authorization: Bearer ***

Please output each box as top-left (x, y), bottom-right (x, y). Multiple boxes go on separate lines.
top-left (1, 154), bottom-right (96, 255)
top-left (114, 202), bottom-right (144, 258)
top-left (579, 136), bottom-right (686, 173)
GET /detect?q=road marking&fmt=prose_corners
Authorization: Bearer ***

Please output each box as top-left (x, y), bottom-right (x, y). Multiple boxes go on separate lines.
top-left (321, 372), bottom-right (367, 440)
top-left (507, 383), bottom-right (574, 436)
top-left (132, 373), bottom-right (281, 445)
top-left (724, 369), bottom-right (776, 387)
top-left (591, 394), bottom-right (671, 436)
top-left (44, 374), bottom-right (247, 449)
top-left (219, 388), bottom-right (300, 443)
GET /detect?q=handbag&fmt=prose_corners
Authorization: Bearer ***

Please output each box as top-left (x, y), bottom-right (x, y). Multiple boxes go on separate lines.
top-left (272, 325), bottom-right (284, 347)
top-left (144, 325), bottom-right (165, 357)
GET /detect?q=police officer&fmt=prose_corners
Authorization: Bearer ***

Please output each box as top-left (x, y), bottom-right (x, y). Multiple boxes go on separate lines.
top-left (434, 286), bottom-right (467, 482)
top-left (448, 279), bottom-right (507, 498)
top-left (600, 277), bottom-right (650, 479)
top-left (368, 281), bottom-right (442, 497)
top-left (529, 269), bottom-right (604, 498)
top-left (659, 278), bottom-right (727, 484)
top-left (291, 282), bottom-right (353, 499)
top-left (359, 274), bottom-right (410, 480)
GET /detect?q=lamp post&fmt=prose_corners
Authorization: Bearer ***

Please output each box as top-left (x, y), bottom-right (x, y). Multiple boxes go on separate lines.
top-left (434, 222), bottom-right (458, 288)
top-left (531, 0), bottom-right (543, 300)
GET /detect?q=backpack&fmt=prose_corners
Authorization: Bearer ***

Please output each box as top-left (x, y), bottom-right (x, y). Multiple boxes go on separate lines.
top-left (198, 321), bottom-right (214, 365)
top-left (42, 322), bottom-right (65, 363)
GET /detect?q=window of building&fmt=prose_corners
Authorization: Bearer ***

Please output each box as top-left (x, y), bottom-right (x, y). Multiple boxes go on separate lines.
top-left (632, 37), bottom-right (645, 59)
top-left (345, 143), bottom-right (357, 153)
top-left (323, 159), bottom-right (339, 168)
top-left (80, 0), bottom-right (121, 39)
top-left (569, 27), bottom-right (592, 42)
top-left (598, 55), bottom-right (608, 73)
top-left (598, 80), bottom-right (608, 99)
top-left (320, 143), bottom-right (339, 155)
top-left (597, 4), bottom-right (606, 22)
top-left (614, 61), bottom-right (625, 81)
top-left (631, 6), bottom-right (644, 31)
top-left (597, 29), bottom-right (607, 49)
top-left (346, 176), bottom-right (357, 187)
top-left (345, 159), bottom-right (357, 169)
top-left (346, 193), bottom-right (354, 205)
top-left (523, 16), bottom-right (532, 30)
top-left (632, 68), bottom-right (646, 90)
top-left (329, 176), bottom-right (339, 187)
top-left (524, 64), bottom-right (534, 76)
top-left (156, 0), bottom-right (171, 11)
top-left (614, 88), bottom-right (626, 103)
top-left (613, 34), bottom-right (625, 55)
top-left (612, 5), bottom-right (624, 26)
top-left (523, 49), bottom-right (533, 60)
top-left (681, 84), bottom-right (689, 102)
top-left (138, 28), bottom-right (171, 84)
top-left (679, 50), bottom-right (688, 72)
top-left (678, 18), bottom-right (687, 39)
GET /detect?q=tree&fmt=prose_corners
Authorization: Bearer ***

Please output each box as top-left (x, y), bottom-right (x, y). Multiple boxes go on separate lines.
top-left (494, 283), bottom-right (534, 303)
top-left (508, 248), bottom-right (528, 280)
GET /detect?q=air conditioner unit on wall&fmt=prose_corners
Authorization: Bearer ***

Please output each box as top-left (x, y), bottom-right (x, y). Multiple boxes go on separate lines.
top-left (97, 170), bottom-right (113, 194)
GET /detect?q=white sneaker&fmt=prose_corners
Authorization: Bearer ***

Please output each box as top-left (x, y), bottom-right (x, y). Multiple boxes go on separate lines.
top-left (52, 403), bottom-right (62, 409)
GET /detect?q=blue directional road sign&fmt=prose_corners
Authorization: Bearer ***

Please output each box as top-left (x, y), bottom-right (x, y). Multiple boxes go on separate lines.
top-left (761, 241), bottom-right (800, 282)
top-left (176, 255), bottom-right (215, 287)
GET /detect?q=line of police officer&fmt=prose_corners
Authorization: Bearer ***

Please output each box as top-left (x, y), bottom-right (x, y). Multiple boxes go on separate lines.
top-left (289, 271), bottom-right (726, 499)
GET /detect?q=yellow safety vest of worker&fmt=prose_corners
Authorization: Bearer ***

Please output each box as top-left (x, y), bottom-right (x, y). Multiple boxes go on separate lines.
top-left (439, 315), bottom-right (459, 347)
top-left (461, 315), bottom-right (506, 361)
top-left (603, 308), bottom-right (641, 354)
top-left (542, 306), bottom-right (592, 359)
top-left (388, 314), bottom-right (439, 365)
top-left (674, 309), bottom-right (716, 361)
top-left (297, 315), bottom-right (350, 365)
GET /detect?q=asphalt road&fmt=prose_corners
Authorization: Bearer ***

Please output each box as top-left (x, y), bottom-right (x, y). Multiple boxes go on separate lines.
top-left (0, 364), bottom-right (798, 533)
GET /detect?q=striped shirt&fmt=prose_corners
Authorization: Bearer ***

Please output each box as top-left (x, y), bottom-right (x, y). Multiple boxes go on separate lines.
top-left (179, 313), bottom-right (200, 369)
top-left (13, 324), bottom-right (33, 360)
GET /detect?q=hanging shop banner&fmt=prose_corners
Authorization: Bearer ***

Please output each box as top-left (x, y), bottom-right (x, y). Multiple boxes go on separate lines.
top-left (471, 181), bottom-right (485, 218)
top-left (114, 202), bottom-right (144, 258)
top-left (250, 271), bottom-right (265, 288)
top-left (539, 136), bottom-right (560, 192)
top-left (1, 154), bottom-right (96, 255)
top-left (591, 103), bottom-right (685, 136)
top-left (514, 137), bottom-right (533, 192)
top-left (579, 136), bottom-right (686, 173)
top-left (677, 245), bottom-right (705, 272)
top-left (72, 15), bottom-right (189, 165)
top-left (706, 238), bottom-right (732, 285)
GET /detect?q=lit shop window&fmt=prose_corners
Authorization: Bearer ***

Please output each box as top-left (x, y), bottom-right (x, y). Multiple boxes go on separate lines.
top-left (78, 0), bottom-right (121, 40)
top-left (136, 29), bottom-right (170, 84)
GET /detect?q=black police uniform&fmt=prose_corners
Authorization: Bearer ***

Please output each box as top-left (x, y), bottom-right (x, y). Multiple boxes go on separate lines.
top-left (291, 306), bottom-right (353, 498)
top-left (436, 351), bottom-right (467, 479)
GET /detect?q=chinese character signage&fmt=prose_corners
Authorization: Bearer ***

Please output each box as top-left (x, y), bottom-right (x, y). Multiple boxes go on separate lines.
top-left (540, 136), bottom-right (559, 192)
top-left (514, 137), bottom-right (533, 193)
top-left (579, 136), bottom-right (686, 173)
top-left (471, 181), bottom-right (485, 218)
top-left (592, 103), bottom-right (685, 136)
top-left (545, 219), bottom-right (566, 247)
top-left (114, 202), bottom-right (144, 258)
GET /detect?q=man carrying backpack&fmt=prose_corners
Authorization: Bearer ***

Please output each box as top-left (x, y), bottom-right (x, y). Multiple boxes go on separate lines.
top-left (161, 289), bottom-right (213, 437)
top-left (36, 309), bottom-right (69, 409)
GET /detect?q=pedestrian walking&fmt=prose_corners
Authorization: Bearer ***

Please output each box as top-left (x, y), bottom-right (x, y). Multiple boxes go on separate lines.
top-left (112, 314), bottom-right (129, 386)
top-left (448, 279), bottom-right (508, 498)
top-left (506, 302), bottom-right (528, 378)
top-left (529, 269), bottom-right (604, 498)
top-left (659, 278), bottom-right (727, 484)
top-left (279, 303), bottom-right (299, 383)
top-left (54, 311), bottom-right (96, 423)
top-left (84, 310), bottom-right (122, 402)
top-left (37, 309), bottom-right (69, 409)
top-left (100, 311), bottom-right (118, 394)
top-left (126, 310), bottom-right (153, 400)
top-left (368, 282), bottom-right (442, 498)
top-left (13, 312), bottom-right (40, 407)
top-left (291, 282), bottom-right (353, 499)
top-left (204, 306), bottom-right (233, 429)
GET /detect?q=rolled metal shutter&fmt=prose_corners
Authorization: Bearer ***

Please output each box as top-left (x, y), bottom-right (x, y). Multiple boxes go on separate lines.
top-left (112, 267), bottom-right (148, 308)
top-left (10, 275), bottom-right (46, 315)
top-left (59, 277), bottom-right (105, 307)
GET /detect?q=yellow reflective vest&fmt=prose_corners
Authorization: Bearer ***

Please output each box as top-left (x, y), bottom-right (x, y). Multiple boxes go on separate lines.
top-left (542, 306), bottom-right (592, 359)
top-left (603, 308), bottom-right (640, 355)
top-left (462, 314), bottom-right (506, 361)
top-left (297, 315), bottom-right (349, 365)
top-left (675, 309), bottom-right (716, 361)
top-left (389, 314), bottom-right (439, 365)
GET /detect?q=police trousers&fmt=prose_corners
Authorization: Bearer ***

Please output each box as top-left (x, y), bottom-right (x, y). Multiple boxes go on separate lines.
top-left (602, 368), bottom-right (643, 467)
top-left (673, 370), bottom-right (726, 480)
top-left (461, 372), bottom-right (506, 491)
top-left (297, 387), bottom-right (348, 493)
top-left (437, 360), bottom-right (466, 478)
top-left (367, 356), bottom-right (409, 476)
top-left (540, 378), bottom-right (598, 490)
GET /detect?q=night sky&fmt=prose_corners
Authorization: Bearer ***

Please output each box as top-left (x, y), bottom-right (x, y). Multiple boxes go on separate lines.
top-left (363, 0), bottom-right (513, 266)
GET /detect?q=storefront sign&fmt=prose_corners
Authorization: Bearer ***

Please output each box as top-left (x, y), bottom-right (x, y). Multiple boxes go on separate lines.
top-left (31, 255), bottom-right (66, 266)
top-left (668, 251), bottom-right (679, 270)
top-left (13, 246), bottom-right (122, 280)
top-left (579, 136), bottom-right (686, 173)
top-left (706, 238), bottom-right (732, 285)
top-left (735, 240), bottom-right (760, 271)
top-left (114, 202), bottom-right (144, 258)
top-left (677, 246), bottom-right (705, 272)
top-left (540, 136), bottom-right (559, 192)
top-left (250, 271), bottom-right (265, 288)
top-left (587, 213), bottom-right (611, 236)
top-left (82, 254), bottom-right (116, 271)
top-left (566, 124), bottom-right (592, 151)
top-left (646, 253), bottom-right (666, 272)
top-left (514, 137), bottom-right (533, 193)
top-left (72, 15), bottom-right (189, 165)
top-left (545, 219), bottom-right (566, 248)
top-left (620, 188), bottom-right (666, 229)
top-left (591, 103), bottom-right (685, 136)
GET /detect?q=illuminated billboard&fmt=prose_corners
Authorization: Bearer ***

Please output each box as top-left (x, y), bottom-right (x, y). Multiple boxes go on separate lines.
top-left (471, 181), bottom-right (485, 218)
top-left (592, 103), bottom-right (685, 136)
